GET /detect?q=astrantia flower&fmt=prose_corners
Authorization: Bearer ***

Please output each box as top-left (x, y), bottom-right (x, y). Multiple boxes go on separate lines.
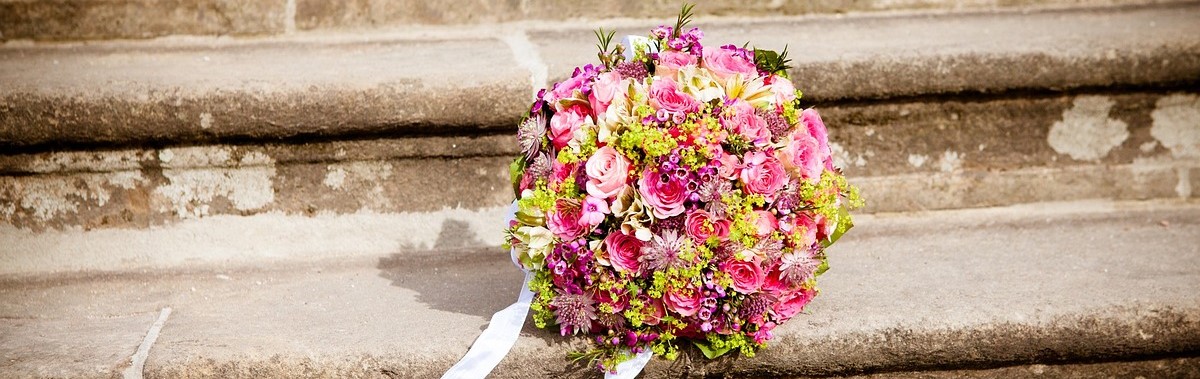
top-left (639, 229), bottom-right (686, 272)
top-left (551, 291), bottom-right (598, 336)
top-left (778, 247), bottom-right (821, 285)
top-left (518, 113), bottom-right (546, 161)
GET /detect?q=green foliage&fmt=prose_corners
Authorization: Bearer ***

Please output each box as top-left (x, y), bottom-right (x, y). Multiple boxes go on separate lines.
top-left (508, 157), bottom-right (525, 198)
top-left (753, 45), bottom-right (793, 77)
top-left (672, 3), bottom-right (697, 40)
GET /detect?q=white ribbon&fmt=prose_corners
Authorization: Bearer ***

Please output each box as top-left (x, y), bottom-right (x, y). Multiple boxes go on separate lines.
top-left (443, 202), bottom-right (653, 377)
top-left (605, 349), bottom-right (653, 379)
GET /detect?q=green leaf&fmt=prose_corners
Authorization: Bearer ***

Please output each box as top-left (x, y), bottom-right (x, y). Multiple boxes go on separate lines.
top-left (508, 157), bottom-right (525, 198)
top-left (693, 340), bottom-right (733, 359)
top-left (814, 259), bottom-right (830, 276)
top-left (821, 206), bottom-right (854, 247)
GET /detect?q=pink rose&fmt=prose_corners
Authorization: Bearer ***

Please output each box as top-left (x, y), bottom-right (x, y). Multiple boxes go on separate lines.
top-left (550, 105), bottom-right (588, 150)
top-left (778, 130), bottom-right (823, 181)
top-left (739, 151), bottom-right (787, 197)
top-left (655, 50), bottom-right (698, 79)
top-left (649, 77), bottom-right (699, 114)
top-left (663, 286), bottom-right (702, 317)
top-left (550, 160), bottom-right (576, 188)
top-left (723, 100), bottom-right (770, 145)
top-left (685, 209), bottom-right (730, 242)
top-left (579, 196), bottom-right (610, 226)
top-left (717, 153), bottom-right (741, 180)
top-left (640, 295), bottom-right (666, 326)
top-left (585, 146), bottom-right (630, 199)
top-left (772, 287), bottom-right (816, 320)
top-left (638, 168), bottom-right (687, 219)
top-left (769, 75), bottom-right (797, 107)
top-left (792, 212), bottom-right (819, 247)
top-left (605, 231), bottom-right (644, 274)
top-left (547, 199), bottom-right (587, 241)
top-left (800, 108), bottom-right (831, 161)
top-left (725, 258), bottom-right (766, 294)
top-left (589, 71), bottom-right (623, 115)
top-left (761, 266), bottom-right (790, 295)
top-left (753, 210), bottom-right (777, 237)
top-left (703, 46), bottom-right (758, 80)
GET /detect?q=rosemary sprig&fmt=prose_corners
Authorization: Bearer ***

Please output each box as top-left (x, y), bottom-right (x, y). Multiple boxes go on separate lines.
top-left (671, 3), bottom-right (696, 40)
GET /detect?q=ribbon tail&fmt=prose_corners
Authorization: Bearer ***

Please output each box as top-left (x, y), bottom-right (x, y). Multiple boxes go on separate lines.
top-left (604, 349), bottom-right (653, 379)
top-left (441, 271), bottom-right (534, 379)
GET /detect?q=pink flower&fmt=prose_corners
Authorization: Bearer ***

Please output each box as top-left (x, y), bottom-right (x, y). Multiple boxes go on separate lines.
top-left (753, 210), bottom-right (777, 237)
top-left (546, 71), bottom-right (591, 110)
top-left (725, 258), bottom-right (766, 294)
top-left (550, 160), bottom-right (576, 188)
top-left (655, 50), bottom-right (698, 79)
top-left (550, 105), bottom-right (588, 150)
top-left (605, 231), bottom-right (644, 274)
top-left (649, 77), bottom-right (699, 114)
top-left (752, 321), bottom-right (776, 344)
top-left (723, 100), bottom-right (770, 145)
top-left (547, 199), bottom-right (587, 241)
top-left (589, 71), bottom-right (623, 115)
top-left (585, 146), bottom-right (630, 199)
top-left (769, 75), bottom-right (797, 107)
top-left (777, 130), bottom-right (823, 181)
top-left (685, 209), bottom-right (730, 242)
top-left (761, 266), bottom-right (790, 295)
top-left (772, 287), bottom-right (816, 320)
top-left (640, 295), bottom-right (666, 326)
top-left (717, 153), bottom-right (741, 180)
top-left (580, 196), bottom-right (610, 226)
top-left (792, 212), bottom-right (819, 248)
top-left (703, 45), bottom-right (758, 80)
top-left (800, 108), bottom-right (831, 165)
top-left (638, 168), bottom-right (687, 219)
top-left (664, 286), bottom-right (702, 317)
top-left (739, 151), bottom-right (787, 197)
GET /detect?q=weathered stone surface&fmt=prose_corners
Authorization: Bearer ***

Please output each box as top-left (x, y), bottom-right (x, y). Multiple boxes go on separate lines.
top-left (1, 201), bottom-right (1196, 378)
top-left (0, 39), bottom-right (529, 150)
top-left (829, 357), bottom-right (1200, 378)
top-left (533, 2), bottom-right (1200, 102)
top-left (0, 0), bottom-right (288, 41)
top-left (1, 4), bottom-right (1197, 151)
top-left (4, 91), bottom-right (1195, 231)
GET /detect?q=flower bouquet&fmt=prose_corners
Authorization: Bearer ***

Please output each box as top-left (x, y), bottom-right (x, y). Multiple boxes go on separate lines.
top-left (504, 4), bottom-right (862, 372)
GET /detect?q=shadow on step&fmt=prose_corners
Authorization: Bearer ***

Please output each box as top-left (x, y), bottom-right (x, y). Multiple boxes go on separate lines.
top-left (375, 219), bottom-right (526, 319)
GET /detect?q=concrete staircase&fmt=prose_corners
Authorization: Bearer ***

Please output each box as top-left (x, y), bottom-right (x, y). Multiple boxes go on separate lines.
top-left (1, 1), bottom-right (1199, 378)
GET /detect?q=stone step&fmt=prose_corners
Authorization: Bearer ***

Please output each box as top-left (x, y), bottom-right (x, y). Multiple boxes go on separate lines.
top-left (2, 200), bottom-right (1197, 378)
top-left (0, 0), bottom-right (1179, 42)
top-left (1, 4), bottom-right (1198, 275)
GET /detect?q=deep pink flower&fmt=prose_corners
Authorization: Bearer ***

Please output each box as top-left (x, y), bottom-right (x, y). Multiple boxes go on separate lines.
top-left (638, 168), bottom-right (687, 219)
top-left (792, 212), bottom-right (819, 247)
top-left (739, 151), bottom-right (787, 197)
top-left (547, 199), bottom-right (587, 241)
top-left (585, 146), bottom-right (630, 199)
top-left (550, 105), bottom-right (589, 150)
top-left (605, 231), bottom-right (644, 274)
top-left (664, 285), bottom-right (702, 317)
top-left (772, 287), bottom-right (816, 321)
top-left (649, 77), bottom-right (699, 114)
top-left (703, 45), bottom-right (758, 80)
top-left (685, 209), bottom-right (730, 242)
top-left (579, 196), bottom-right (610, 226)
top-left (725, 259), bottom-right (766, 294)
